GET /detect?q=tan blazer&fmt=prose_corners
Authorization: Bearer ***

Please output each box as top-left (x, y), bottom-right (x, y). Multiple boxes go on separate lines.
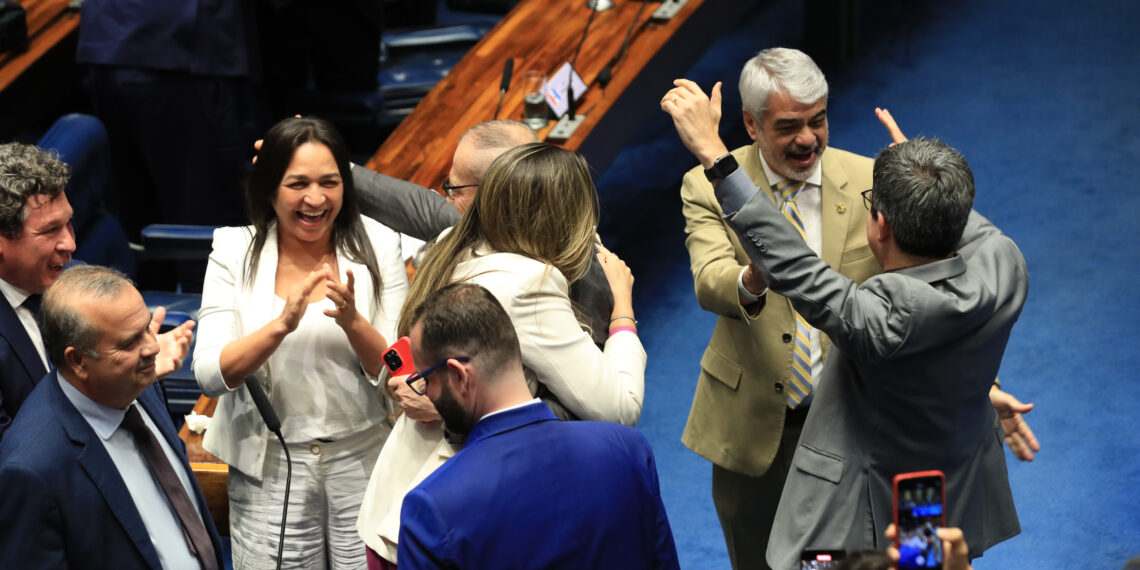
top-left (679, 143), bottom-right (879, 477)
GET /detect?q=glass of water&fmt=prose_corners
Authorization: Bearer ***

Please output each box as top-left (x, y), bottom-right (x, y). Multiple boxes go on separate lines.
top-left (522, 70), bottom-right (549, 129)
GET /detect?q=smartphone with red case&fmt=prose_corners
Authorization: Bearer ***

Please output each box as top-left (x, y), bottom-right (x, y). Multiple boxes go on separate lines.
top-left (893, 470), bottom-right (947, 569)
top-left (382, 337), bottom-right (415, 376)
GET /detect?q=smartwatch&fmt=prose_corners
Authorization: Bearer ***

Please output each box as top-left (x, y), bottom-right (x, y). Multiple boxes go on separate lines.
top-left (704, 153), bottom-right (738, 182)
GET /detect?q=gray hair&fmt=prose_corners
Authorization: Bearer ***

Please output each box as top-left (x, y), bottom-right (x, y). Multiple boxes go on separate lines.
top-left (871, 137), bottom-right (975, 258)
top-left (0, 143), bottom-right (70, 239)
top-left (41, 265), bottom-right (134, 367)
top-left (457, 120), bottom-right (540, 184)
top-left (738, 48), bottom-right (829, 122)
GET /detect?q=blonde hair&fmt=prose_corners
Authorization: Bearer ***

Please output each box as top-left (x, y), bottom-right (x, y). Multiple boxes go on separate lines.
top-left (398, 143), bottom-right (598, 336)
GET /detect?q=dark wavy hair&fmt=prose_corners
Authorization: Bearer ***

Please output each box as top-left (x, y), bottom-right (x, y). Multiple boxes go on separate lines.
top-left (244, 117), bottom-right (381, 304)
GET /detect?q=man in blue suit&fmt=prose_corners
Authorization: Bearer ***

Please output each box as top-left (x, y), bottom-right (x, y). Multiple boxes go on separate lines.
top-left (0, 142), bottom-right (194, 441)
top-left (0, 265), bottom-right (223, 568)
top-left (396, 283), bottom-right (679, 569)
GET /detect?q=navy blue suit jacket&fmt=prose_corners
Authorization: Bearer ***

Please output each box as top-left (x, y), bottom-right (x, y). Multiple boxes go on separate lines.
top-left (397, 402), bottom-right (679, 569)
top-left (0, 298), bottom-right (49, 440)
top-left (76, 0), bottom-right (252, 76)
top-left (0, 374), bottom-right (223, 568)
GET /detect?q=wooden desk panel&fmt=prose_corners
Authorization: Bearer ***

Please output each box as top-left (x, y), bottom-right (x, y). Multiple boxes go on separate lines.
top-left (178, 394), bottom-right (230, 534)
top-left (367, 0), bottom-right (753, 188)
top-left (0, 0), bottom-right (79, 92)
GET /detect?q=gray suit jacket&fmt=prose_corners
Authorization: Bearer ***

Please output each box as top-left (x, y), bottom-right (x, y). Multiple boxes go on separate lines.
top-left (715, 169), bottom-right (1026, 568)
top-left (351, 164), bottom-right (614, 349)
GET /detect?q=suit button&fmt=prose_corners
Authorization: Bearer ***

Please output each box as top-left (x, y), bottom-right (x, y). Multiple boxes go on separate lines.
top-left (759, 244), bottom-right (768, 252)
top-left (782, 333), bottom-right (792, 343)
top-left (310, 444), bottom-right (322, 456)
top-left (775, 383), bottom-right (784, 393)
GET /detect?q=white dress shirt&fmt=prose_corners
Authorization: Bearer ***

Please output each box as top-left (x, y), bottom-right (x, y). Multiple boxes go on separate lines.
top-left (57, 374), bottom-right (204, 570)
top-left (0, 278), bottom-right (50, 371)
top-left (737, 151), bottom-right (827, 386)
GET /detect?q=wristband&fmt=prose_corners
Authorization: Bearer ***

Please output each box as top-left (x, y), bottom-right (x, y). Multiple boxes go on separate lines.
top-left (609, 325), bottom-right (637, 337)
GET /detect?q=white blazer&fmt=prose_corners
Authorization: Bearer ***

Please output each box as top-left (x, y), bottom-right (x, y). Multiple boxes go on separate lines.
top-left (357, 245), bottom-right (647, 561)
top-left (192, 217), bottom-right (408, 480)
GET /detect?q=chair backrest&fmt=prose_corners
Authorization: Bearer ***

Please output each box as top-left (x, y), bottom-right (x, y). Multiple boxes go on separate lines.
top-left (37, 113), bottom-right (137, 277)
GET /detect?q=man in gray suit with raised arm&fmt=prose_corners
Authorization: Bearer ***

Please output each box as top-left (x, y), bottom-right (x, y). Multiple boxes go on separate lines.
top-left (663, 80), bottom-right (1026, 569)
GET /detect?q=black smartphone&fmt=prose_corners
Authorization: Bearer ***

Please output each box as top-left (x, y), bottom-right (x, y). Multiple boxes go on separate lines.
top-left (893, 470), bottom-right (946, 569)
top-left (800, 549), bottom-right (846, 569)
top-left (382, 337), bottom-right (415, 376)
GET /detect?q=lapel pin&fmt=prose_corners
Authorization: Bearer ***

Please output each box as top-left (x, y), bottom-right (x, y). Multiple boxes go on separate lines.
top-left (837, 203), bottom-right (848, 214)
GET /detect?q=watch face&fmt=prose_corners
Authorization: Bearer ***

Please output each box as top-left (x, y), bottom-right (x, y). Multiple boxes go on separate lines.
top-left (705, 154), bottom-right (738, 181)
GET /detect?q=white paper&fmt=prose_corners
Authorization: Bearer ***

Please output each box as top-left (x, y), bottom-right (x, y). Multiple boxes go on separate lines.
top-left (544, 62), bottom-right (588, 118)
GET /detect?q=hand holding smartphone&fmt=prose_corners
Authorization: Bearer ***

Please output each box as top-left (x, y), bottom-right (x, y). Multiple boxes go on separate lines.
top-left (382, 337), bottom-right (415, 377)
top-left (893, 470), bottom-right (946, 569)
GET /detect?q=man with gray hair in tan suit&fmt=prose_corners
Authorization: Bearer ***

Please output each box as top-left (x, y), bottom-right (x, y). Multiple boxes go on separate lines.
top-left (675, 48), bottom-right (1038, 569)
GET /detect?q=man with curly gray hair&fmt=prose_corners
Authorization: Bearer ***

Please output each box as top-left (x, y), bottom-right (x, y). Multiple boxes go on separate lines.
top-left (0, 142), bottom-right (193, 441)
top-left (0, 142), bottom-right (77, 439)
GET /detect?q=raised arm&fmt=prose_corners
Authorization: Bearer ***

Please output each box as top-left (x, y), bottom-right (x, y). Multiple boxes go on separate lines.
top-left (193, 228), bottom-right (328, 395)
top-left (483, 261), bottom-right (646, 426)
top-left (352, 165), bottom-right (459, 241)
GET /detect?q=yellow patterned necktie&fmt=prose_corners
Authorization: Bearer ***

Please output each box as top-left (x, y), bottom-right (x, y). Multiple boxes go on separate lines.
top-left (776, 180), bottom-right (813, 408)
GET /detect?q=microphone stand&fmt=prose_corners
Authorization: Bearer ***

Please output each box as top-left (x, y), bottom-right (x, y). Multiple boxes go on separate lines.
top-left (550, 6), bottom-right (598, 140)
top-left (246, 377), bottom-right (290, 570)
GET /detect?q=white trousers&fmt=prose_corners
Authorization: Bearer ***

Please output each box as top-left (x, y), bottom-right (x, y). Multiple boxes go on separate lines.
top-left (229, 423), bottom-right (387, 570)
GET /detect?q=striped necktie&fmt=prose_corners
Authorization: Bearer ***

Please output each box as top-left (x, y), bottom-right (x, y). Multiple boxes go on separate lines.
top-left (776, 180), bottom-right (813, 408)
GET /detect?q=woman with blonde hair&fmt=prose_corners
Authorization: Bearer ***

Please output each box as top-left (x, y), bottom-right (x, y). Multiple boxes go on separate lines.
top-left (358, 142), bottom-right (644, 566)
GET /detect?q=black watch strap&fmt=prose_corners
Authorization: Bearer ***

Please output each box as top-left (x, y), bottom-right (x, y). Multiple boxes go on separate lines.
top-left (704, 153), bottom-right (739, 182)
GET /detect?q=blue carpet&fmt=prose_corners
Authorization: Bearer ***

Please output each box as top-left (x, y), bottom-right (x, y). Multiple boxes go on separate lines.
top-left (595, 0), bottom-right (1140, 568)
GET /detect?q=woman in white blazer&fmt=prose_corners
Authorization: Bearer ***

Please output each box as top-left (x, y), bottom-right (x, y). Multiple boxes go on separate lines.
top-left (193, 117), bottom-right (408, 569)
top-left (357, 143), bottom-right (645, 564)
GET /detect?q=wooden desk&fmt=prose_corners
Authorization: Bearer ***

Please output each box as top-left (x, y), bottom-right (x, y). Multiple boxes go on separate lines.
top-left (366, 0), bottom-right (755, 188)
top-left (178, 395), bottom-right (230, 535)
top-left (0, 0), bottom-right (78, 92)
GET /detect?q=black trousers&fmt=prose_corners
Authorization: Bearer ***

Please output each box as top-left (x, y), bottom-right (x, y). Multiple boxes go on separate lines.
top-left (85, 65), bottom-right (251, 239)
top-left (712, 405), bottom-right (810, 570)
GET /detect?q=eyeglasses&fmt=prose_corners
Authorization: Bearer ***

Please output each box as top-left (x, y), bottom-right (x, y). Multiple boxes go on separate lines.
top-left (441, 178), bottom-right (478, 199)
top-left (405, 356), bottom-right (470, 396)
top-left (861, 188), bottom-right (874, 212)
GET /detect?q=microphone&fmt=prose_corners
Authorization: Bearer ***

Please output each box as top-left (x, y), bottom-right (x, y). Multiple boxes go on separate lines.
top-left (494, 57), bottom-right (515, 119)
top-left (500, 57), bottom-right (514, 94)
top-left (567, 7), bottom-right (599, 120)
top-left (245, 376), bottom-right (281, 433)
top-left (597, 0), bottom-right (651, 89)
top-left (245, 376), bottom-right (289, 570)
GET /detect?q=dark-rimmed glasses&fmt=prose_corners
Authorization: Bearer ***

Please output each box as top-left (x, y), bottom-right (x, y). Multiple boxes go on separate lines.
top-left (441, 178), bottom-right (478, 199)
top-left (405, 357), bottom-right (470, 396)
top-left (861, 188), bottom-right (874, 213)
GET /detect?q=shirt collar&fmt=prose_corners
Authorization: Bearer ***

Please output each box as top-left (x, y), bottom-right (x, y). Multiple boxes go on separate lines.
top-left (478, 398), bottom-right (542, 423)
top-left (0, 278), bottom-right (31, 312)
top-left (757, 147), bottom-right (823, 189)
top-left (56, 372), bottom-right (133, 441)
